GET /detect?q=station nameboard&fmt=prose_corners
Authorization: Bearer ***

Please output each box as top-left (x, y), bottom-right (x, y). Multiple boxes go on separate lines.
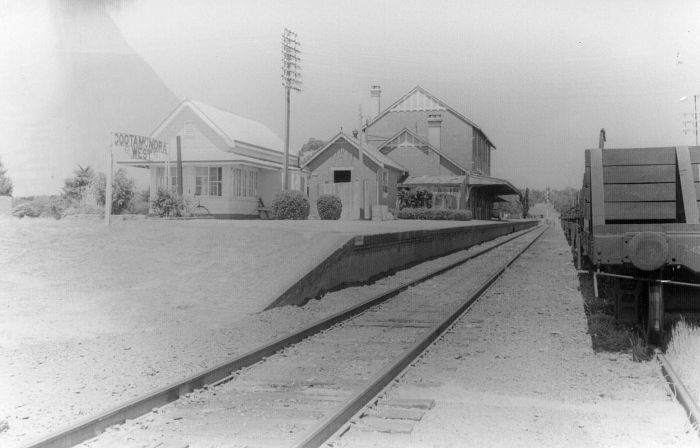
top-left (112, 132), bottom-right (168, 160)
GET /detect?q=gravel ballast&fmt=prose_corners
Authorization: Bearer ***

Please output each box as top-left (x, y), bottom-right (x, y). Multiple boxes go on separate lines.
top-left (334, 226), bottom-right (699, 447)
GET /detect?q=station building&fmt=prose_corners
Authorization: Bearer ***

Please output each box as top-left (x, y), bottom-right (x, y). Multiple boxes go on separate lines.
top-left (304, 86), bottom-right (519, 220)
top-left (365, 86), bottom-right (520, 219)
top-left (118, 100), bottom-right (304, 218)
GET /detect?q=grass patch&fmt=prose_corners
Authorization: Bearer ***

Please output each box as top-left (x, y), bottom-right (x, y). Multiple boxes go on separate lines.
top-left (665, 317), bottom-right (700, 404)
top-left (579, 273), bottom-right (652, 360)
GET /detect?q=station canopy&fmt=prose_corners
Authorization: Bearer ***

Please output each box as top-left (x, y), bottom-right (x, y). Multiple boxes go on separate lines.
top-left (401, 173), bottom-right (520, 196)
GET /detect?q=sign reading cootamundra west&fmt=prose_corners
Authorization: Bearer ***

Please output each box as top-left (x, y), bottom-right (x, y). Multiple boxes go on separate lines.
top-left (112, 132), bottom-right (168, 160)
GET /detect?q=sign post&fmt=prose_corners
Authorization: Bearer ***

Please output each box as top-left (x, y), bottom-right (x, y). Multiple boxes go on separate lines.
top-left (108, 132), bottom-right (169, 225)
top-left (105, 144), bottom-right (113, 225)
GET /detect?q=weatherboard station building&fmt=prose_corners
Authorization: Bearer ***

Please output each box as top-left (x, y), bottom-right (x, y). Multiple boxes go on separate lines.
top-left (117, 100), bottom-right (304, 218)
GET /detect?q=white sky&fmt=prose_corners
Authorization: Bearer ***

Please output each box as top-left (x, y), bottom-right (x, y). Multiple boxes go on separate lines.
top-left (2, 0), bottom-right (700, 195)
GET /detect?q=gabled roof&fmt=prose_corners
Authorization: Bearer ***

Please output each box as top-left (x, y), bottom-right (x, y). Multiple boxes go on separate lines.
top-left (151, 100), bottom-right (283, 153)
top-left (364, 86), bottom-right (496, 149)
top-left (376, 128), bottom-right (467, 174)
top-left (301, 132), bottom-right (406, 171)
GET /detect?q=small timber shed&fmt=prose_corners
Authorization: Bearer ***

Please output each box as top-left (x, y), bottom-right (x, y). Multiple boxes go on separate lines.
top-left (301, 132), bottom-right (406, 220)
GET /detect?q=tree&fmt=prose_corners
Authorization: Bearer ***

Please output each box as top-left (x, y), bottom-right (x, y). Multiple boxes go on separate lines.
top-left (521, 187), bottom-right (530, 218)
top-left (0, 156), bottom-right (13, 196)
top-left (494, 196), bottom-right (522, 218)
top-left (90, 169), bottom-right (135, 214)
top-left (298, 138), bottom-right (326, 164)
top-left (62, 165), bottom-right (95, 202)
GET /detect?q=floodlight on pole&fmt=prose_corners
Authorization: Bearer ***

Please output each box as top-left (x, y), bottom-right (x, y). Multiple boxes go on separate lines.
top-left (681, 94), bottom-right (699, 146)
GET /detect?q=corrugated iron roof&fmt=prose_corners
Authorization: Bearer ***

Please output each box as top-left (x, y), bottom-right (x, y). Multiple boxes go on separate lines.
top-left (151, 100), bottom-right (283, 154)
top-left (189, 101), bottom-right (283, 152)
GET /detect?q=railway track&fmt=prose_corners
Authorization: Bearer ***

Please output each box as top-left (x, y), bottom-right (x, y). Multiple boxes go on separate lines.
top-left (657, 352), bottom-right (700, 435)
top-left (21, 224), bottom-right (545, 448)
top-left (86, 226), bottom-right (546, 448)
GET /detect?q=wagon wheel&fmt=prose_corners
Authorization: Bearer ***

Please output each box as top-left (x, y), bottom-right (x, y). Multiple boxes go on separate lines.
top-left (646, 282), bottom-right (664, 345)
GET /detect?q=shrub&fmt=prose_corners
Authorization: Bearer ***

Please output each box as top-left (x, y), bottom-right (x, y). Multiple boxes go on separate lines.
top-left (397, 207), bottom-right (472, 221)
top-left (397, 187), bottom-right (433, 209)
top-left (128, 188), bottom-right (151, 215)
top-left (62, 165), bottom-right (94, 202)
top-left (151, 188), bottom-right (184, 217)
top-left (317, 194), bottom-right (342, 220)
top-left (272, 190), bottom-right (309, 220)
top-left (90, 169), bottom-right (136, 215)
top-left (11, 195), bottom-right (73, 219)
top-left (12, 202), bottom-right (41, 218)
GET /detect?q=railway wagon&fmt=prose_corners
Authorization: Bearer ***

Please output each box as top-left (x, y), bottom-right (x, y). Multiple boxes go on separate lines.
top-left (574, 145), bottom-right (700, 343)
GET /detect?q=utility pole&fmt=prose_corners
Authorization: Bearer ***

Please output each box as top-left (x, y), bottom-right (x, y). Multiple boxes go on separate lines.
top-left (281, 28), bottom-right (302, 190)
top-left (681, 94), bottom-right (699, 146)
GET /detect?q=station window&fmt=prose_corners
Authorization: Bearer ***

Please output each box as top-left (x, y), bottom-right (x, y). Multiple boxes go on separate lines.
top-left (232, 167), bottom-right (258, 198)
top-left (195, 166), bottom-right (222, 196)
top-left (382, 170), bottom-right (388, 194)
top-left (155, 166), bottom-right (178, 192)
top-left (334, 170), bottom-right (351, 183)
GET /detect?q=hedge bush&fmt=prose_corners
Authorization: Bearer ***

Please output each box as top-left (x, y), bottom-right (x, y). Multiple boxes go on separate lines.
top-left (397, 187), bottom-right (433, 209)
top-left (397, 207), bottom-right (473, 221)
top-left (151, 188), bottom-right (184, 217)
top-left (272, 190), bottom-right (309, 220)
top-left (11, 196), bottom-right (72, 219)
top-left (316, 194), bottom-right (342, 220)
top-left (90, 169), bottom-right (136, 215)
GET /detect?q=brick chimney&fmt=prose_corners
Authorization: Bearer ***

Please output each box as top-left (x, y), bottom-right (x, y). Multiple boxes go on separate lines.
top-left (428, 114), bottom-right (442, 149)
top-left (370, 85), bottom-right (382, 117)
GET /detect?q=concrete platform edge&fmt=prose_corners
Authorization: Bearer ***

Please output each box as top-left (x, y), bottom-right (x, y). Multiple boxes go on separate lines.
top-left (263, 220), bottom-right (538, 310)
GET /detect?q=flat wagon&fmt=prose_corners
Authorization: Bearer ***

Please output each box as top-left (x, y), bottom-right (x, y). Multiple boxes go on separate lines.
top-left (567, 144), bottom-right (700, 343)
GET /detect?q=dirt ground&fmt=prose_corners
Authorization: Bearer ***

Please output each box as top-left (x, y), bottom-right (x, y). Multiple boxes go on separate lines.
top-left (0, 216), bottom-right (493, 447)
top-left (2, 218), bottom-right (698, 447)
top-left (334, 226), bottom-right (699, 448)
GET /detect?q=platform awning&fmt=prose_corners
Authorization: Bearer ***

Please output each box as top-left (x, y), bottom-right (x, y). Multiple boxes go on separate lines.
top-left (467, 174), bottom-right (520, 197)
top-left (401, 175), bottom-right (466, 186)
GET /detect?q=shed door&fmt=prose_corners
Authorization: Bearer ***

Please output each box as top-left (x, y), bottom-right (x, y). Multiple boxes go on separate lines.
top-left (327, 170), bottom-right (359, 220)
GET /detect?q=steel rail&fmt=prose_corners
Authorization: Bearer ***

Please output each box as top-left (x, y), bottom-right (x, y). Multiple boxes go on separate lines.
top-left (21, 224), bottom-right (543, 448)
top-left (292, 225), bottom-right (549, 448)
top-left (656, 350), bottom-right (700, 435)
top-left (593, 271), bottom-right (700, 290)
